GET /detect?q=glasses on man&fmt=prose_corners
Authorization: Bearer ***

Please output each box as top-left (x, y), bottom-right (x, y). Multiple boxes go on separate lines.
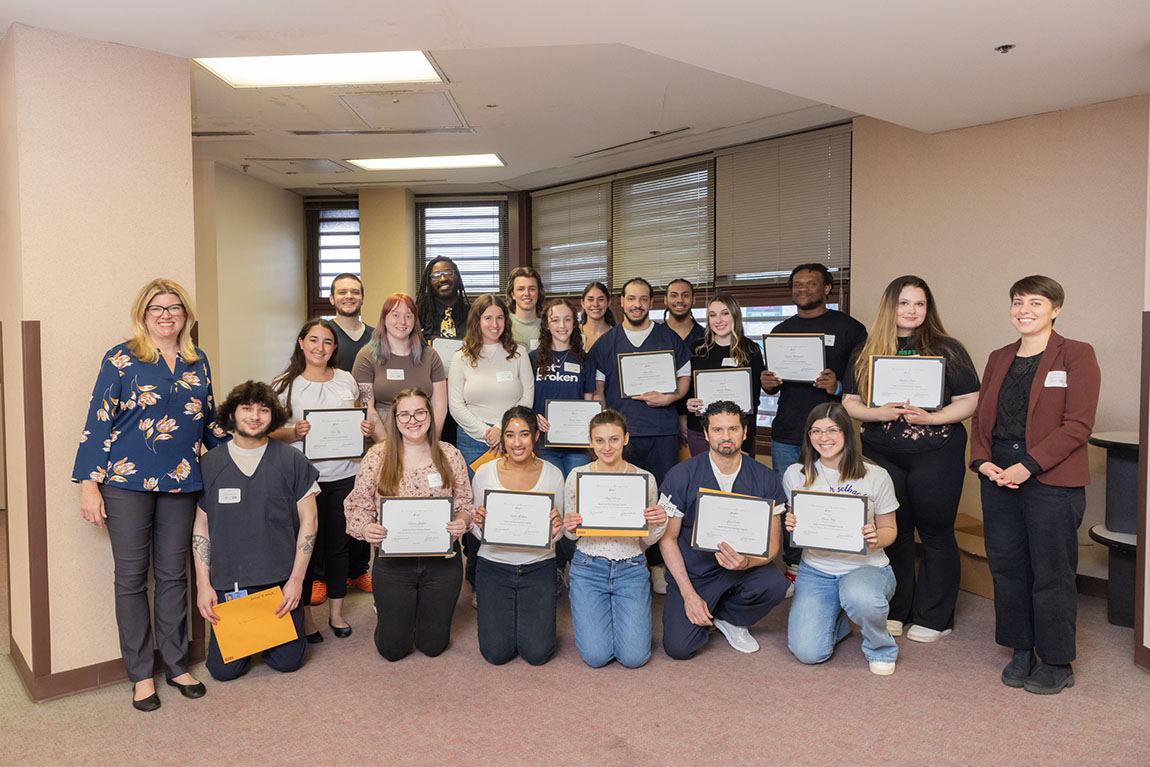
top-left (430, 271), bottom-right (454, 281)
top-left (145, 304), bottom-right (185, 317)
top-left (396, 409), bottom-right (430, 424)
top-left (808, 427), bottom-right (844, 438)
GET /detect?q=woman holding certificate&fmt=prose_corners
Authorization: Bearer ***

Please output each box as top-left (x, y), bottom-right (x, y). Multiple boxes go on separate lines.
top-left (580, 280), bottom-right (616, 349)
top-left (684, 294), bottom-right (765, 457)
top-left (783, 403), bottom-right (900, 675)
top-left (352, 292), bottom-right (447, 439)
top-left (842, 276), bottom-right (979, 644)
top-left (969, 276), bottom-right (1099, 695)
top-left (471, 406), bottom-right (565, 665)
top-left (532, 298), bottom-right (597, 475)
top-left (343, 387), bottom-right (473, 660)
top-left (271, 319), bottom-right (374, 641)
top-left (562, 410), bottom-right (667, 668)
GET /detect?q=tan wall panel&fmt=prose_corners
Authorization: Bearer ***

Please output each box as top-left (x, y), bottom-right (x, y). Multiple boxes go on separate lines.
top-left (359, 187), bottom-right (416, 328)
top-left (212, 164), bottom-right (305, 395)
top-left (853, 95), bottom-right (1149, 579)
top-left (193, 159), bottom-right (221, 373)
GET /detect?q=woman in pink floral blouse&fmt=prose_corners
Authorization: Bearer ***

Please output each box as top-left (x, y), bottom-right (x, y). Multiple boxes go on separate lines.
top-left (73, 278), bottom-right (228, 711)
top-left (344, 387), bottom-right (473, 660)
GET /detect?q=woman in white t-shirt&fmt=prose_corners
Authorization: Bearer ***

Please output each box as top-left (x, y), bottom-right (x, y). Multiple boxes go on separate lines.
top-left (271, 319), bottom-right (373, 641)
top-left (783, 402), bottom-right (900, 675)
top-left (471, 406), bottom-right (564, 665)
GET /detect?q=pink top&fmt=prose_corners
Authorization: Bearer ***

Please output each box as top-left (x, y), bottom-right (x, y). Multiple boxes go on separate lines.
top-left (344, 441), bottom-right (474, 539)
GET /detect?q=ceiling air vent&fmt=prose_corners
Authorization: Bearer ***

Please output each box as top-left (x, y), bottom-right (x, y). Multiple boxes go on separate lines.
top-left (192, 130), bottom-right (254, 138)
top-left (247, 158), bottom-right (352, 175)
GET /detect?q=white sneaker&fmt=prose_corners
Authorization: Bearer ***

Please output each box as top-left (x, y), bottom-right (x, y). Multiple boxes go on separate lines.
top-left (650, 565), bottom-right (667, 595)
top-left (783, 562), bottom-right (799, 599)
top-left (869, 660), bottom-right (896, 676)
top-left (906, 625), bottom-right (952, 643)
top-left (886, 620), bottom-right (903, 637)
top-left (713, 619), bottom-right (759, 653)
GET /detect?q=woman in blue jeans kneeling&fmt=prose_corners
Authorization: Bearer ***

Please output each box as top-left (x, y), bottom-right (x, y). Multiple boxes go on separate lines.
top-left (783, 403), bottom-right (900, 675)
top-left (562, 410), bottom-right (667, 668)
top-left (471, 406), bottom-right (565, 665)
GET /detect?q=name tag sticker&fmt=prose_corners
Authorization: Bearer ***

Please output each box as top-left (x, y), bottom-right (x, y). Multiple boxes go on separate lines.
top-left (427, 472), bottom-right (443, 488)
top-left (386, 369), bottom-right (405, 381)
top-left (529, 339), bottom-right (539, 350)
top-left (496, 370), bottom-right (514, 382)
top-left (564, 361), bottom-right (582, 374)
top-left (721, 357), bottom-right (737, 367)
top-left (824, 335), bottom-right (836, 347)
top-left (219, 488), bottom-right (241, 504)
top-left (1045, 371), bottom-right (1068, 388)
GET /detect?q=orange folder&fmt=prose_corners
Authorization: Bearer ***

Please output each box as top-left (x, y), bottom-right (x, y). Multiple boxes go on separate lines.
top-left (211, 586), bottom-right (299, 663)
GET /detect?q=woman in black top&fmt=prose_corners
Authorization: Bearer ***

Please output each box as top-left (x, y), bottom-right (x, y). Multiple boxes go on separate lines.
top-left (683, 294), bottom-right (765, 456)
top-left (843, 276), bottom-right (980, 643)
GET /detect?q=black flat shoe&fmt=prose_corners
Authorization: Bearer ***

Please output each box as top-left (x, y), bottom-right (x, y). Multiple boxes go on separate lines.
top-left (307, 630), bottom-right (325, 644)
top-left (166, 678), bottom-right (206, 699)
top-left (329, 620), bottom-right (352, 638)
top-left (132, 685), bottom-right (161, 712)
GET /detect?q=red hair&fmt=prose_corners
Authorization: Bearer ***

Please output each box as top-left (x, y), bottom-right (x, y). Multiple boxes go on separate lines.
top-left (369, 293), bottom-right (427, 364)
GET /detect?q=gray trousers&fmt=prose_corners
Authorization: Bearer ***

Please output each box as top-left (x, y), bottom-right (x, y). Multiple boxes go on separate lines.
top-left (100, 485), bottom-right (196, 682)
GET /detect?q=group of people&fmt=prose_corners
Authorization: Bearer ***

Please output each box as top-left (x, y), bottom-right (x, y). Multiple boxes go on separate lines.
top-left (74, 259), bottom-right (1100, 711)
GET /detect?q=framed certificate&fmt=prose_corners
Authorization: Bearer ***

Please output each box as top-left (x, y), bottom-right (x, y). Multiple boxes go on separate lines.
top-left (763, 334), bottom-right (826, 383)
top-left (431, 337), bottom-right (464, 376)
top-left (790, 489), bottom-right (868, 555)
top-left (690, 489), bottom-right (774, 559)
top-left (693, 368), bottom-right (753, 413)
top-left (377, 497), bottom-right (454, 557)
top-left (544, 399), bottom-right (604, 448)
top-left (302, 407), bottom-right (367, 461)
top-left (867, 355), bottom-right (946, 410)
top-left (574, 471), bottom-right (649, 537)
top-left (480, 489), bottom-right (555, 550)
top-left (618, 350), bottom-right (677, 398)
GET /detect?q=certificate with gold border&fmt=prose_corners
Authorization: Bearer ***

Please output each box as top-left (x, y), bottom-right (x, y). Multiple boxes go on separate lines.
top-left (690, 489), bottom-right (773, 559)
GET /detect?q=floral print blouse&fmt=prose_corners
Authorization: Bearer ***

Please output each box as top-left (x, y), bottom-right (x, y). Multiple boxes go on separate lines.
top-left (72, 343), bottom-right (229, 493)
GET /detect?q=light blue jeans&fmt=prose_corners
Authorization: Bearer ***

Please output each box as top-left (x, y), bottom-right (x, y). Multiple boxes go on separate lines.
top-left (535, 445), bottom-right (591, 478)
top-left (455, 430), bottom-right (490, 481)
top-left (772, 439), bottom-right (803, 567)
top-left (787, 561), bottom-right (897, 664)
top-left (568, 550), bottom-right (652, 668)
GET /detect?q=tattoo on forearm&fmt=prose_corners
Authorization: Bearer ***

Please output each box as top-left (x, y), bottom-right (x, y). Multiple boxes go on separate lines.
top-left (299, 533), bottom-right (316, 554)
top-left (191, 534), bottom-right (211, 566)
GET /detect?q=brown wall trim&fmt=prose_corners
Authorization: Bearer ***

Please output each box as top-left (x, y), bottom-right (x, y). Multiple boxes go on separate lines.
top-left (22, 321), bottom-right (50, 677)
top-left (1136, 311), bottom-right (1150, 670)
top-left (507, 192), bottom-right (530, 270)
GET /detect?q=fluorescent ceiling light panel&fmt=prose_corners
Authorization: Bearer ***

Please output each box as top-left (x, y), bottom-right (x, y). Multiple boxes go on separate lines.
top-left (347, 154), bottom-right (504, 170)
top-left (195, 51), bottom-right (441, 88)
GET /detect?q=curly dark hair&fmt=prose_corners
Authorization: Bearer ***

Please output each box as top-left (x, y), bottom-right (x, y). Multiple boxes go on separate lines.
top-left (700, 400), bottom-right (746, 430)
top-left (218, 380), bottom-right (289, 434)
top-left (535, 298), bottom-right (585, 373)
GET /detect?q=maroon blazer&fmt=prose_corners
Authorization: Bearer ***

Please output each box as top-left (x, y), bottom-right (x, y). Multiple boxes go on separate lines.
top-left (969, 331), bottom-right (1100, 487)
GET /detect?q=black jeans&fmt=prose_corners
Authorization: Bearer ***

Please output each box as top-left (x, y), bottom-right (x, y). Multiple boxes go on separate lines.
top-left (372, 552), bottom-right (463, 661)
top-left (100, 485), bottom-right (196, 682)
top-left (476, 557), bottom-right (557, 665)
top-left (865, 433), bottom-right (967, 630)
top-left (981, 440), bottom-right (1086, 664)
top-left (304, 476), bottom-right (354, 601)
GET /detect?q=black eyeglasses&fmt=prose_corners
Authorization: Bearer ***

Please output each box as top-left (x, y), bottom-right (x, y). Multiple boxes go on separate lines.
top-left (146, 304), bottom-right (185, 317)
top-left (430, 271), bottom-right (454, 281)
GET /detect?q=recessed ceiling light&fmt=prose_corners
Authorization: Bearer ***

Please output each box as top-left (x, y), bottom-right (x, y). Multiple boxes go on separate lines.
top-left (194, 51), bottom-right (441, 88)
top-left (346, 154), bottom-right (504, 171)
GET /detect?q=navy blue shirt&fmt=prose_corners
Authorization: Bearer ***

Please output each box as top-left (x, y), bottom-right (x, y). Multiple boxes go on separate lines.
top-left (587, 322), bottom-right (691, 437)
top-left (530, 348), bottom-right (595, 410)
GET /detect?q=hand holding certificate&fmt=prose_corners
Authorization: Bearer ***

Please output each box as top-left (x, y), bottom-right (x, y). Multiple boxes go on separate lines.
top-left (693, 368), bottom-right (753, 413)
top-left (302, 407), bottom-right (368, 460)
top-left (691, 489), bottom-right (774, 559)
top-left (544, 400), bottom-right (604, 448)
top-left (377, 497), bottom-right (454, 557)
top-left (764, 334), bottom-right (826, 383)
top-left (478, 489), bottom-right (557, 550)
top-left (618, 351), bottom-right (677, 398)
top-left (789, 490), bottom-right (868, 555)
top-left (867, 355), bottom-right (946, 410)
top-left (574, 472), bottom-right (649, 536)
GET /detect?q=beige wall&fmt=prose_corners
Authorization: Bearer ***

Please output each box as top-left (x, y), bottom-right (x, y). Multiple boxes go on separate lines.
top-left (853, 95), bottom-right (1149, 578)
top-left (1, 24), bottom-right (197, 672)
top-left (359, 187), bottom-right (417, 326)
top-left (194, 163), bottom-right (306, 395)
top-left (1142, 96), bottom-right (1150, 659)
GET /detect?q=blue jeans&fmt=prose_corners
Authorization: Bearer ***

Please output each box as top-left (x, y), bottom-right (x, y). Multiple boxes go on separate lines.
top-left (475, 557), bottom-right (557, 666)
top-left (772, 439), bottom-right (803, 567)
top-left (568, 550), bottom-right (652, 668)
top-left (535, 445), bottom-right (591, 478)
top-left (787, 561), bottom-right (897, 664)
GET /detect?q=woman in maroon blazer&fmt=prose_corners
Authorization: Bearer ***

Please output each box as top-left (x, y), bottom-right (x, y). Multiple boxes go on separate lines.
top-left (969, 275), bottom-right (1100, 696)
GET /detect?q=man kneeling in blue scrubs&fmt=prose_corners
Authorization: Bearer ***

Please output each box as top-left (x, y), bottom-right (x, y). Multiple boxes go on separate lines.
top-left (192, 381), bottom-right (319, 680)
top-left (658, 401), bottom-right (788, 658)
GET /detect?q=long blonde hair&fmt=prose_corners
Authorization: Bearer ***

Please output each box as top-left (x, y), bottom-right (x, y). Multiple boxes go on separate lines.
top-left (376, 387), bottom-right (454, 496)
top-left (126, 278), bottom-right (200, 363)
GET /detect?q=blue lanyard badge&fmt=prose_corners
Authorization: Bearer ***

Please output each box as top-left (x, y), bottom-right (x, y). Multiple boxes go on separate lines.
top-left (225, 582), bottom-right (248, 601)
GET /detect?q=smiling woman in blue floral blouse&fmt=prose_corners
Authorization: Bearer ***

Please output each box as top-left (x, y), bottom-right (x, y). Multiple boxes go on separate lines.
top-left (73, 278), bottom-right (229, 712)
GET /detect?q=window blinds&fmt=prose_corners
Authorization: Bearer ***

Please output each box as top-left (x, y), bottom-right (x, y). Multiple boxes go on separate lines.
top-left (530, 182), bottom-right (611, 295)
top-left (416, 200), bottom-right (509, 296)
